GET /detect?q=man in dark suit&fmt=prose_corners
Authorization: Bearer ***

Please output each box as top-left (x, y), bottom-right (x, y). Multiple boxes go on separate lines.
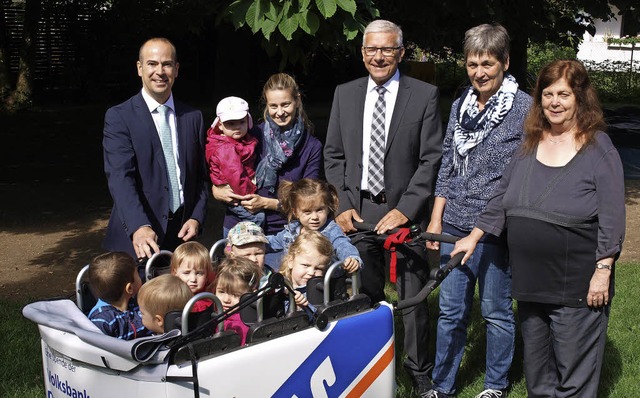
top-left (324, 20), bottom-right (443, 395)
top-left (103, 38), bottom-right (208, 261)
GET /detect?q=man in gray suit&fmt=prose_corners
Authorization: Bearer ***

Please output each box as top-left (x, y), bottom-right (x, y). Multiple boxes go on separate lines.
top-left (324, 20), bottom-right (443, 395)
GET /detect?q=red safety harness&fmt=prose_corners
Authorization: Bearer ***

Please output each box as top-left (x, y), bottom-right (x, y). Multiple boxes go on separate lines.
top-left (383, 228), bottom-right (413, 283)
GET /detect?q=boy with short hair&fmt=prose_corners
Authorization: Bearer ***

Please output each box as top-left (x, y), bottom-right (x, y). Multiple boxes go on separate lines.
top-left (137, 274), bottom-right (193, 334)
top-left (88, 252), bottom-right (151, 340)
top-left (226, 221), bottom-right (271, 281)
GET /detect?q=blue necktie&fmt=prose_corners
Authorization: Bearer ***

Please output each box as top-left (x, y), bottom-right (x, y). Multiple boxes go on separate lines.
top-left (156, 105), bottom-right (181, 212)
top-left (368, 86), bottom-right (386, 196)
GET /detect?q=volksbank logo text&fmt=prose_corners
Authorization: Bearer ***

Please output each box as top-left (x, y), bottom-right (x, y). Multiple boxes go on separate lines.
top-left (47, 370), bottom-right (90, 398)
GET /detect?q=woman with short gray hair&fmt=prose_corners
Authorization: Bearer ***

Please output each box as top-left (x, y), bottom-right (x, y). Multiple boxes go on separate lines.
top-left (423, 23), bottom-right (532, 398)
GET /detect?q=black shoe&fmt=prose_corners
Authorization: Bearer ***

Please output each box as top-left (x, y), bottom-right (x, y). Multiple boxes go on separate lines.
top-left (422, 390), bottom-right (454, 398)
top-left (412, 374), bottom-right (433, 395)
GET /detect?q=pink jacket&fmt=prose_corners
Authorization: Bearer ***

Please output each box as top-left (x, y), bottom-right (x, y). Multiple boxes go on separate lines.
top-left (205, 129), bottom-right (258, 196)
top-left (223, 312), bottom-right (249, 345)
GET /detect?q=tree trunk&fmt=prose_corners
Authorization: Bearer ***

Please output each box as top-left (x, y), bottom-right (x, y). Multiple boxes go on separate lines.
top-left (5, 0), bottom-right (40, 110)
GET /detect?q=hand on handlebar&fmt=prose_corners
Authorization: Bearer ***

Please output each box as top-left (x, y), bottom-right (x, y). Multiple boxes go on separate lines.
top-left (293, 290), bottom-right (309, 307)
top-left (450, 227), bottom-right (485, 264)
top-left (342, 257), bottom-right (361, 273)
top-left (335, 209), bottom-right (363, 233)
top-left (375, 209), bottom-right (409, 235)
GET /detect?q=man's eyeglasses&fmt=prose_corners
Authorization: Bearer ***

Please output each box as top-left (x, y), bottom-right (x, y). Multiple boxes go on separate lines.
top-left (363, 46), bottom-right (403, 57)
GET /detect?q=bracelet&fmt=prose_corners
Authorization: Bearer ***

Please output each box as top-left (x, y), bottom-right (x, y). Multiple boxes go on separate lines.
top-left (276, 201), bottom-right (283, 212)
top-left (596, 262), bottom-right (613, 270)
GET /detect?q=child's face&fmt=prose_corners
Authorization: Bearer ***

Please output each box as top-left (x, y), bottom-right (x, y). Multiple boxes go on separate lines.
top-left (287, 241), bottom-right (330, 288)
top-left (230, 243), bottom-right (266, 268)
top-left (173, 259), bottom-right (207, 294)
top-left (139, 300), bottom-right (164, 334)
top-left (295, 200), bottom-right (329, 232)
top-left (215, 286), bottom-right (243, 312)
top-left (220, 117), bottom-right (248, 140)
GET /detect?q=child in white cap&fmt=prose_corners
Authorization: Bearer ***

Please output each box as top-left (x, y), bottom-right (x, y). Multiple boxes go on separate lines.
top-left (205, 96), bottom-right (264, 226)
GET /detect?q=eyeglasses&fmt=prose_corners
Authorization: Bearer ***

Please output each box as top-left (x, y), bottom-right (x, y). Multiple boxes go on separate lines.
top-left (362, 46), bottom-right (403, 57)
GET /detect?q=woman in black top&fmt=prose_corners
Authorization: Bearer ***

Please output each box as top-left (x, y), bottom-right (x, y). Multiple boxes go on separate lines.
top-left (453, 60), bottom-right (625, 397)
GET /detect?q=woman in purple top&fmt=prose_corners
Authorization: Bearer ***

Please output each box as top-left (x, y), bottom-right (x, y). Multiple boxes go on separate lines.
top-left (212, 73), bottom-right (322, 265)
top-left (453, 60), bottom-right (625, 397)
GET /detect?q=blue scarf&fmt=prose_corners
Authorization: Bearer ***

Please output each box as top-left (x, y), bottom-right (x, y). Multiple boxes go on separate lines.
top-left (453, 73), bottom-right (518, 174)
top-left (255, 115), bottom-right (306, 193)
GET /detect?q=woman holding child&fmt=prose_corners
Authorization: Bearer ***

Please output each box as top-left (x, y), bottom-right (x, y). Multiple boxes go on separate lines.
top-left (211, 73), bottom-right (323, 238)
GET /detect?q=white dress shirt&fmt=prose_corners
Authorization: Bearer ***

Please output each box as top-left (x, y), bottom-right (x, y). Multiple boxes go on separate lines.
top-left (140, 89), bottom-right (184, 205)
top-left (360, 70), bottom-right (400, 190)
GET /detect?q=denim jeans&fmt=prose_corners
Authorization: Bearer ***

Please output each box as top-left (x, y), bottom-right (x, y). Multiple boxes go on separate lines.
top-left (431, 239), bottom-right (515, 394)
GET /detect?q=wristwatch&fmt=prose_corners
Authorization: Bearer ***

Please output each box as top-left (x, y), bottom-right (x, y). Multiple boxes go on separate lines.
top-left (596, 262), bottom-right (613, 270)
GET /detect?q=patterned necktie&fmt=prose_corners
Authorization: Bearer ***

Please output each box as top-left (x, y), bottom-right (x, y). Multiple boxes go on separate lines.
top-left (156, 105), bottom-right (181, 212)
top-left (368, 85), bottom-right (386, 196)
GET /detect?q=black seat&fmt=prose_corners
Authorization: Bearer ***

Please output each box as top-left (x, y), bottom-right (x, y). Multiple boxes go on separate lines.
top-left (145, 250), bottom-right (173, 281)
top-left (170, 330), bottom-right (242, 366)
top-left (245, 311), bottom-right (311, 345)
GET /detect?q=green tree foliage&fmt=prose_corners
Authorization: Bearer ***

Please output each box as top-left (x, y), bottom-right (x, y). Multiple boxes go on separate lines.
top-left (374, 0), bottom-right (640, 90)
top-left (221, 0), bottom-right (379, 69)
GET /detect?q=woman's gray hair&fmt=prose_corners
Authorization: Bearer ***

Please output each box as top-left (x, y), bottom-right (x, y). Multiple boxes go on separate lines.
top-left (363, 19), bottom-right (403, 47)
top-left (463, 24), bottom-right (510, 64)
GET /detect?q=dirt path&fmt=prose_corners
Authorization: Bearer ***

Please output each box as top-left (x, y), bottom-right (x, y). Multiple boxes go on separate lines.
top-left (1, 180), bottom-right (638, 302)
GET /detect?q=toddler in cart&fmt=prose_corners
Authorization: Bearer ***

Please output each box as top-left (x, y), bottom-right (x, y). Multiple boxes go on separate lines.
top-left (137, 274), bottom-right (193, 334)
top-left (88, 251), bottom-right (152, 340)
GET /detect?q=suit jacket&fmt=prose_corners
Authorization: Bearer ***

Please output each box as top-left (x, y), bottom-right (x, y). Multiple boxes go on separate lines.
top-left (324, 74), bottom-right (443, 224)
top-left (102, 92), bottom-right (208, 257)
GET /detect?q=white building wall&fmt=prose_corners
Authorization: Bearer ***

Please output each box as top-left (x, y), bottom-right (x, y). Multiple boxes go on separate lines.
top-left (577, 9), bottom-right (637, 64)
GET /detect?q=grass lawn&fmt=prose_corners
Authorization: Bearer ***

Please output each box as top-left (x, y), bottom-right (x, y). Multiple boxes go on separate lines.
top-left (2, 262), bottom-right (639, 398)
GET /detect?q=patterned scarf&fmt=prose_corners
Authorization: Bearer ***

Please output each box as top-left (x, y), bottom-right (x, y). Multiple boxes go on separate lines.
top-left (255, 114), bottom-right (306, 193)
top-left (453, 73), bottom-right (518, 174)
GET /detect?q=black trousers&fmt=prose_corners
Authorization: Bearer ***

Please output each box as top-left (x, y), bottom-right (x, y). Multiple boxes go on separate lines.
top-left (355, 197), bottom-right (432, 377)
top-left (519, 301), bottom-right (609, 398)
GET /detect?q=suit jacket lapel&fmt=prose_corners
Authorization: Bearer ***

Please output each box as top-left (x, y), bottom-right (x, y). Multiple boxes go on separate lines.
top-left (353, 78), bottom-right (367, 162)
top-left (386, 75), bottom-right (410, 154)
top-left (133, 93), bottom-right (166, 171)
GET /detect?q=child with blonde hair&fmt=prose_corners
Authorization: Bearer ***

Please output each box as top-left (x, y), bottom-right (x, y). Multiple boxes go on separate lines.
top-left (138, 274), bottom-right (193, 334)
top-left (170, 241), bottom-right (215, 312)
top-left (214, 257), bottom-right (263, 344)
top-left (280, 231), bottom-right (333, 313)
top-left (269, 178), bottom-right (362, 272)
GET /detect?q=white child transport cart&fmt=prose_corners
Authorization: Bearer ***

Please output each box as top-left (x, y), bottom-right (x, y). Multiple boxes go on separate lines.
top-left (23, 225), bottom-right (462, 398)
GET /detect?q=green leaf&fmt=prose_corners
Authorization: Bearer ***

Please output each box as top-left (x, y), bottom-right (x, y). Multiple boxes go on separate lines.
top-left (335, 0), bottom-right (356, 16)
top-left (278, 12), bottom-right (299, 40)
top-left (246, 0), bottom-right (265, 34)
top-left (262, 15), bottom-right (278, 39)
top-left (299, 0), bottom-right (312, 11)
top-left (315, 0), bottom-right (337, 18)
top-left (227, 0), bottom-right (252, 28)
top-left (343, 15), bottom-right (359, 41)
top-left (298, 10), bottom-right (320, 35)
top-left (264, 1), bottom-right (281, 22)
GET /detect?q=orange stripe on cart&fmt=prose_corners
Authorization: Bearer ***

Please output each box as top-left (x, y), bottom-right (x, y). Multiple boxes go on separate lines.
top-left (346, 343), bottom-right (395, 398)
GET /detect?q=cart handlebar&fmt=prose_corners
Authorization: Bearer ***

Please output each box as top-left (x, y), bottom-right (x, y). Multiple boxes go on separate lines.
top-left (351, 222), bottom-right (460, 244)
top-left (349, 221), bottom-right (465, 311)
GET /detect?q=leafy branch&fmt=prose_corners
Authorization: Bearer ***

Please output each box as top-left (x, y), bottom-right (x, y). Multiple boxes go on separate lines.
top-left (222, 0), bottom-right (379, 69)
